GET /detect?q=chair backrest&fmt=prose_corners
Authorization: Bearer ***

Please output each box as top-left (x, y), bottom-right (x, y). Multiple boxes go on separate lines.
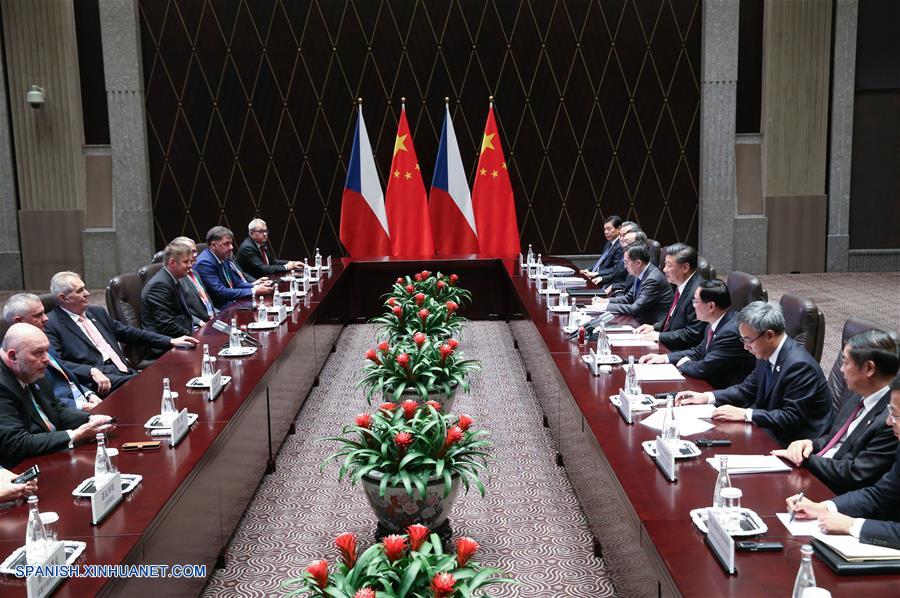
top-left (697, 257), bottom-right (716, 281)
top-left (780, 293), bottom-right (825, 362)
top-left (828, 318), bottom-right (900, 412)
top-left (646, 239), bottom-right (662, 266)
top-left (151, 250), bottom-right (164, 264)
top-left (0, 293), bottom-right (60, 339)
top-left (726, 271), bottom-right (768, 312)
top-left (105, 272), bottom-right (147, 367)
top-left (139, 263), bottom-right (164, 287)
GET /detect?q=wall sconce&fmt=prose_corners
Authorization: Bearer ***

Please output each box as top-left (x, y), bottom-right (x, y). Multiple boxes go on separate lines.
top-left (25, 85), bottom-right (44, 109)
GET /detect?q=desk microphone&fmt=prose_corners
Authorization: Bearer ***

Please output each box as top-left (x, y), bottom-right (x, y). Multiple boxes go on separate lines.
top-left (569, 312), bottom-right (614, 338)
top-left (211, 320), bottom-right (263, 347)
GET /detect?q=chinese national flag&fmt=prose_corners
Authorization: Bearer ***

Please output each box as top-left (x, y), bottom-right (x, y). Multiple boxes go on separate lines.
top-left (385, 107), bottom-right (434, 256)
top-left (471, 103), bottom-right (520, 255)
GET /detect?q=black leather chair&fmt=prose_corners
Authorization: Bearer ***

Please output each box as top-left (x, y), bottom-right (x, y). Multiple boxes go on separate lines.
top-left (105, 273), bottom-right (148, 368)
top-left (780, 293), bottom-right (825, 362)
top-left (697, 257), bottom-right (716, 281)
top-left (139, 263), bottom-right (164, 287)
top-left (153, 242), bottom-right (207, 264)
top-left (726, 271), bottom-right (768, 312)
top-left (646, 239), bottom-right (662, 267)
top-left (828, 318), bottom-right (900, 412)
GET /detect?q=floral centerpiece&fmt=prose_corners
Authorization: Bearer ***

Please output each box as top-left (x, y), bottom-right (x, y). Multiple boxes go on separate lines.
top-left (358, 334), bottom-right (481, 408)
top-left (322, 403), bottom-right (490, 533)
top-left (283, 526), bottom-right (514, 598)
top-left (372, 271), bottom-right (471, 342)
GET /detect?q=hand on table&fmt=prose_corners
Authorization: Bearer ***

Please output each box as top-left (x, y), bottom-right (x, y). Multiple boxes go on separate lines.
top-left (639, 353), bottom-right (669, 365)
top-left (771, 439), bottom-right (813, 466)
top-left (170, 335), bottom-right (199, 348)
top-left (675, 390), bottom-right (709, 406)
top-left (712, 405), bottom-right (747, 422)
top-left (817, 512), bottom-right (854, 535)
top-left (72, 415), bottom-right (116, 444)
top-left (786, 494), bottom-right (828, 520)
top-left (0, 478), bottom-right (37, 503)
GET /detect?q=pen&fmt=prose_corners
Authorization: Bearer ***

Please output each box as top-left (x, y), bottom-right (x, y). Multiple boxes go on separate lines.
top-left (788, 491), bottom-right (805, 523)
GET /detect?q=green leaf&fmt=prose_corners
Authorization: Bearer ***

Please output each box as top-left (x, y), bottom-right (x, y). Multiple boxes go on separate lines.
top-left (396, 559), bottom-right (421, 598)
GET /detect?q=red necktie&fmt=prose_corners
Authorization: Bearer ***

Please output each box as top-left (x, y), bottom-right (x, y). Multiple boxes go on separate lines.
top-left (705, 326), bottom-right (714, 349)
top-left (260, 245), bottom-right (269, 266)
top-left (662, 289), bottom-right (680, 331)
top-left (816, 400), bottom-right (865, 456)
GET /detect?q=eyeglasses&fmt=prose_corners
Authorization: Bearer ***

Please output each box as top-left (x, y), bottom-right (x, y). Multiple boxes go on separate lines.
top-left (889, 412), bottom-right (900, 425)
top-left (739, 331), bottom-right (766, 346)
top-left (252, 229), bottom-right (268, 234)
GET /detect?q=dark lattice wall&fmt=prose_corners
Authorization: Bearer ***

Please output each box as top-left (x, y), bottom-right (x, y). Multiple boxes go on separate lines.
top-left (140, 0), bottom-right (700, 257)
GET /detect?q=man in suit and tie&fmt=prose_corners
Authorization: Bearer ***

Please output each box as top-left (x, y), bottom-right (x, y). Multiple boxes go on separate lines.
top-left (172, 236), bottom-right (217, 323)
top-left (194, 226), bottom-right (275, 309)
top-left (3, 293), bottom-right (102, 410)
top-left (772, 331), bottom-right (899, 493)
top-left (639, 279), bottom-right (755, 389)
top-left (580, 215), bottom-right (624, 284)
top-left (787, 377), bottom-right (900, 550)
top-left (142, 242), bottom-right (198, 346)
top-left (677, 301), bottom-right (833, 445)
top-left (44, 272), bottom-right (198, 393)
top-left (591, 243), bottom-right (674, 327)
top-left (235, 218), bottom-right (302, 279)
top-left (634, 243), bottom-right (704, 350)
top-left (0, 323), bottom-right (114, 468)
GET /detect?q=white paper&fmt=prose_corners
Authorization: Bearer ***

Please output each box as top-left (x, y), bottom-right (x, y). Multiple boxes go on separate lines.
top-left (639, 409), bottom-right (714, 436)
top-left (581, 304), bottom-right (606, 314)
top-left (607, 333), bottom-right (640, 340)
top-left (812, 531), bottom-right (900, 560)
top-left (606, 325), bottom-right (634, 332)
top-left (673, 403), bottom-right (716, 419)
top-left (776, 512), bottom-right (821, 536)
top-left (610, 339), bottom-right (658, 348)
top-left (705, 454), bottom-right (792, 474)
top-left (634, 363), bottom-right (685, 381)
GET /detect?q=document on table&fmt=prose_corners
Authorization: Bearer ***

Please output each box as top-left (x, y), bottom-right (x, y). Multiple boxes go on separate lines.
top-left (610, 338), bottom-right (658, 348)
top-left (812, 532), bottom-right (900, 561)
top-left (639, 409), bottom-right (714, 436)
top-left (581, 304), bottom-right (606, 314)
top-left (554, 276), bottom-right (587, 288)
top-left (673, 403), bottom-right (716, 419)
top-left (634, 363), bottom-right (685, 381)
top-left (776, 512), bottom-right (820, 536)
top-left (705, 454), bottom-right (792, 474)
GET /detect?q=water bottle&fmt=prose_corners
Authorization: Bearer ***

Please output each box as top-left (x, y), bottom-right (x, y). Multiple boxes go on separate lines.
top-left (661, 397), bottom-right (679, 442)
top-left (251, 292), bottom-right (257, 309)
top-left (526, 243), bottom-right (534, 265)
top-left (315, 248), bottom-right (322, 269)
top-left (625, 355), bottom-right (638, 395)
top-left (94, 432), bottom-right (113, 482)
top-left (792, 544), bottom-right (817, 598)
top-left (546, 276), bottom-right (555, 292)
top-left (160, 377), bottom-right (177, 425)
top-left (597, 322), bottom-right (611, 356)
top-left (536, 254), bottom-right (543, 277)
top-left (229, 318), bottom-right (241, 350)
top-left (567, 297), bottom-right (577, 327)
top-left (25, 495), bottom-right (49, 565)
top-left (713, 455), bottom-right (732, 507)
top-left (201, 344), bottom-right (213, 380)
top-left (257, 301), bottom-right (267, 323)
top-left (559, 288), bottom-right (569, 306)
top-left (302, 272), bottom-right (310, 294)
top-left (273, 290), bottom-right (282, 308)
top-left (303, 257), bottom-right (310, 278)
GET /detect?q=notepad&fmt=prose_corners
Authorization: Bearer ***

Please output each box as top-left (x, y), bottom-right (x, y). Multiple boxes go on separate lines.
top-left (634, 363), bottom-right (685, 381)
top-left (609, 339), bottom-right (658, 348)
top-left (776, 512), bottom-right (820, 536)
top-left (639, 409), bottom-right (714, 436)
top-left (812, 532), bottom-right (900, 561)
top-left (705, 454), bottom-right (791, 474)
top-left (673, 403), bottom-right (716, 419)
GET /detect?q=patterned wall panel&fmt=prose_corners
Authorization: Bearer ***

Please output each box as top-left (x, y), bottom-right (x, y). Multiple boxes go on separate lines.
top-left (139, 0), bottom-right (700, 258)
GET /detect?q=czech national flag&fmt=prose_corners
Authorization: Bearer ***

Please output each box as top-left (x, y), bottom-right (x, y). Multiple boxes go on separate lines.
top-left (429, 103), bottom-right (479, 255)
top-left (340, 103), bottom-right (391, 256)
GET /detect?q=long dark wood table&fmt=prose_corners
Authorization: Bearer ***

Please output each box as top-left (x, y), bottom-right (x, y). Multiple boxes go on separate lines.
top-left (0, 257), bottom-right (894, 596)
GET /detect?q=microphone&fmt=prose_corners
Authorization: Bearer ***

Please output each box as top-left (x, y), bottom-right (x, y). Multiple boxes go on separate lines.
top-left (210, 319), bottom-right (263, 347)
top-left (570, 312), bottom-right (615, 339)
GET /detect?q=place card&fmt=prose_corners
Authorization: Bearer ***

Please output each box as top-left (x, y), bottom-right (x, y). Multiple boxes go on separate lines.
top-left (615, 387), bottom-right (633, 424)
top-left (654, 436), bottom-right (677, 482)
top-left (170, 408), bottom-right (190, 447)
top-left (705, 510), bottom-right (736, 574)
top-left (26, 540), bottom-right (66, 598)
top-left (208, 370), bottom-right (224, 402)
top-left (91, 471), bottom-right (123, 525)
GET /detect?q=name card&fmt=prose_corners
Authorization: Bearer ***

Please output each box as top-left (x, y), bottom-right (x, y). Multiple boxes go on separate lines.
top-left (705, 509), bottom-right (736, 575)
top-left (91, 471), bottom-right (123, 525)
top-left (26, 540), bottom-right (66, 598)
top-left (208, 370), bottom-right (223, 402)
top-left (169, 408), bottom-right (190, 447)
top-left (588, 348), bottom-right (599, 376)
top-left (616, 387), bottom-right (633, 424)
top-left (277, 305), bottom-right (287, 323)
top-left (654, 437), bottom-right (677, 482)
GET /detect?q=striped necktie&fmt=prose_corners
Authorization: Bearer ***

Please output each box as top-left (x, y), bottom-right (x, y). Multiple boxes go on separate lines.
top-left (29, 385), bottom-right (56, 432)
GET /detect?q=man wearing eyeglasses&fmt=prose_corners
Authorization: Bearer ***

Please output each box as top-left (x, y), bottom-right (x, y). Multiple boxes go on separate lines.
top-left (676, 301), bottom-right (833, 445)
top-left (236, 219), bottom-right (302, 279)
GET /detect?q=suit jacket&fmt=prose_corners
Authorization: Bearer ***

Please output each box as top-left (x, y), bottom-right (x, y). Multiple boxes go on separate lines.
top-left (44, 306), bottom-right (171, 386)
top-left (656, 273), bottom-right (704, 350)
top-left (605, 263), bottom-right (675, 326)
top-left (141, 267), bottom-right (194, 341)
top-left (235, 236), bottom-right (288, 278)
top-left (0, 361), bottom-right (89, 469)
top-left (592, 239), bottom-right (625, 284)
top-left (182, 270), bottom-right (215, 323)
top-left (668, 309), bottom-right (756, 389)
top-left (833, 445), bottom-right (900, 549)
top-left (45, 352), bottom-right (94, 409)
top-left (714, 336), bottom-right (834, 445)
top-left (805, 388), bottom-right (897, 494)
top-left (194, 248), bottom-right (254, 308)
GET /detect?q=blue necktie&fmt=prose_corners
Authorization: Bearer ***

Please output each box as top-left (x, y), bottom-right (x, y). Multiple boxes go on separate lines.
top-left (633, 275), bottom-right (642, 297)
top-left (593, 242), bottom-right (613, 271)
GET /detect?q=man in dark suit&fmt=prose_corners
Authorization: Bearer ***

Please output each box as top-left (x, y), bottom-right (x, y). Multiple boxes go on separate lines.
top-left (580, 215), bottom-right (624, 285)
top-left (194, 226), bottom-right (274, 309)
top-left (44, 272), bottom-right (198, 393)
top-left (640, 279), bottom-right (755, 389)
top-left (788, 377), bottom-right (900, 550)
top-left (772, 331), bottom-right (899, 493)
top-left (592, 243), bottom-right (674, 327)
top-left (3, 293), bottom-right (102, 410)
top-left (634, 243), bottom-right (704, 350)
top-left (597, 229), bottom-right (647, 296)
top-left (141, 242), bottom-right (197, 346)
top-left (0, 323), bottom-right (114, 468)
top-left (172, 236), bottom-right (217, 323)
top-left (235, 218), bottom-right (301, 279)
top-left (677, 301), bottom-right (833, 445)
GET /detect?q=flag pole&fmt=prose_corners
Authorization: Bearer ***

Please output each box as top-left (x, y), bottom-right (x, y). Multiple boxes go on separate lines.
top-left (401, 96), bottom-right (405, 111)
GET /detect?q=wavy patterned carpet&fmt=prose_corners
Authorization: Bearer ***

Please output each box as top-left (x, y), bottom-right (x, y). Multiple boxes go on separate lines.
top-left (202, 322), bottom-right (616, 597)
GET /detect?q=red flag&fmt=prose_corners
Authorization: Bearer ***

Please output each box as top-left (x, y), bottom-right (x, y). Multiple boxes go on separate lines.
top-left (471, 102), bottom-right (519, 255)
top-left (385, 105), bottom-right (434, 256)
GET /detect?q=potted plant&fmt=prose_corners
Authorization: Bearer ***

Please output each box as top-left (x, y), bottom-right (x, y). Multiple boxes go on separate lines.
top-left (373, 295), bottom-right (467, 342)
top-left (389, 271), bottom-right (472, 306)
top-left (322, 403), bottom-right (491, 535)
top-left (357, 334), bottom-right (481, 411)
top-left (283, 526), bottom-right (515, 597)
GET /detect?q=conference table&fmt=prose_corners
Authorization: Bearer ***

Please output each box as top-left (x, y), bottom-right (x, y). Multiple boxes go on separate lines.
top-left (0, 257), bottom-right (894, 596)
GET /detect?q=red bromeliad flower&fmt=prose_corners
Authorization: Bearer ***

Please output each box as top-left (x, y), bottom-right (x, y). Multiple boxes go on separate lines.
top-left (355, 413), bottom-right (372, 429)
top-left (378, 341), bottom-right (390, 352)
top-left (335, 533), bottom-right (358, 567)
top-left (401, 399), bottom-right (419, 420)
top-left (425, 400), bottom-right (442, 411)
top-left (439, 344), bottom-right (453, 362)
top-left (405, 284), bottom-right (415, 293)
top-left (457, 414), bottom-right (473, 431)
top-left (430, 572), bottom-right (455, 597)
top-left (306, 559), bottom-right (329, 589)
top-left (436, 280), bottom-right (446, 290)
top-left (396, 353), bottom-right (410, 369)
top-left (447, 338), bottom-right (459, 349)
top-left (394, 431), bottom-right (414, 453)
top-left (387, 297), bottom-right (396, 306)
top-left (407, 524), bottom-right (429, 550)
top-left (379, 402), bottom-right (397, 412)
top-left (455, 537), bottom-right (479, 567)
top-left (418, 308), bottom-right (429, 321)
top-left (420, 270), bottom-right (430, 279)
top-left (382, 534), bottom-right (407, 563)
top-left (392, 305), bottom-right (403, 317)
top-left (449, 274), bottom-right (459, 284)
top-left (414, 273), bottom-right (422, 282)
top-left (354, 589), bottom-right (375, 598)
top-left (445, 300), bottom-right (458, 314)
top-left (442, 426), bottom-right (464, 454)
top-left (365, 349), bottom-right (381, 364)
top-left (396, 277), bottom-right (404, 284)
top-left (437, 273), bottom-right (444, 279)
top-left (415, 292), bottom-right (426, 305)
top-left (413, 332), bottom-right (427, 346)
